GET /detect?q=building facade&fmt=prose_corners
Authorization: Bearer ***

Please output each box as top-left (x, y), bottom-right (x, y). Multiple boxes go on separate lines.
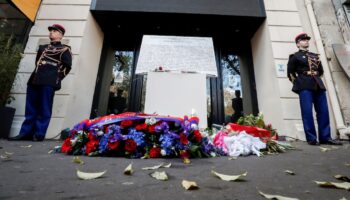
top-left (7, 0), bottom-right (350, 139)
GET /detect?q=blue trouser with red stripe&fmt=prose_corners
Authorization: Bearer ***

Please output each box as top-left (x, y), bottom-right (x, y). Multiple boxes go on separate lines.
top-left (299, 90), bottom-right (331, 142)
top-left (19, 85), bottom-right (55, 139)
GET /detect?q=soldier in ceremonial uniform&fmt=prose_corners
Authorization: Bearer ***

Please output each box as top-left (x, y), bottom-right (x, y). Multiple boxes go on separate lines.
top-left (287, 33), bottom-right (341, 145)
top-left (9, 24), bottom-right (72, 141)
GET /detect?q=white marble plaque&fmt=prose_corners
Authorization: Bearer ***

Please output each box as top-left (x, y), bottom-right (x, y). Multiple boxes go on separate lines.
top-left (144, 72), bottom-right (208, 128)
top-left (136, 35), bottom-right (218, 76)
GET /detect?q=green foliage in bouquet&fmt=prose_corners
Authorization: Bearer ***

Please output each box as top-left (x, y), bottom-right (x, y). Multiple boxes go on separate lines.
top-left (0, 33), bottom-right (23, 107)
top-left (237, 113), bottom-right (265, 128)
top-left (237, 113), bottom-right (278, 137)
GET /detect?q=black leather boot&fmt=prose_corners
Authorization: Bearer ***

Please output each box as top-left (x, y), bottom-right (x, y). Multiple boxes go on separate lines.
top-left (8, 134), bottom-right (33, 141)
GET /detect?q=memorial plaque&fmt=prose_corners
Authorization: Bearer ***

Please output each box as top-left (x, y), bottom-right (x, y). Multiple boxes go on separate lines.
top-left (136, 35), bottom-right (218, 76)
top-left (332, 44), bottom-right (350, 79)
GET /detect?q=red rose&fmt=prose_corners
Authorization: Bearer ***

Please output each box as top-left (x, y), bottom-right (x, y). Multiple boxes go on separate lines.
top-left (193, 130), bottom-right (202, 142)
top-left (149, 147), bottom-right (161, 158)
top-left (61, 138), bottom-right (72, 153)
top-left (88, 132), bottom-right (96, 140)
top-left (180, 133), bottom-right (189, 145)
top-left (180, 150), bottom-right (190, 159)
top-left (121, 120), bottom-right (133, 128)
top-left (148, 125), bottom-right (156, 133)
top-left (108, 141), bottom-right (120, 150)
top-left (135, 123), bottom-right (148, 131)
top-left (125, 139), bottom-right (137, 152)
top-left (189, 117), bottom-right (199, 123)
top-left (85, 139), bottom-right (99, 155)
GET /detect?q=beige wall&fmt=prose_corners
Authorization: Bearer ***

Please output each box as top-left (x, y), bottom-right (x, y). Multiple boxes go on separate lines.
top-left (10, 0), bottom-right (104, 138)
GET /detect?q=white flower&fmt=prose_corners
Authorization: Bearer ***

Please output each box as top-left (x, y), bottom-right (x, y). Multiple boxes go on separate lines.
top-left (97, 130), bottom-right (104, 136)
top-left (146, 117), bottom-right (157, 125)
top-left (190, 123), bottom-right (198, 130)
top-left (71, 138), bottom-right (77, 146)
top-left (160, 149), bottom-right (167, 156)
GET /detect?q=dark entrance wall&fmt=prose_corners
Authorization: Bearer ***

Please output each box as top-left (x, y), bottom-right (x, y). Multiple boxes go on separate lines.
top-left (91, 0), bottom-right (265, 17)
top-left (90, 0), bottom-right (266, 40)
top-left (89, 0), bottom-right (265, 125)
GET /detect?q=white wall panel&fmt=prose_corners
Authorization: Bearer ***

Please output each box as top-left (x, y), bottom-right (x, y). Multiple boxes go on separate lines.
top-left (266, 11), bottom-right (301, 26)
top-left (264, 0), bottom-right (298, 11)
top-left (37, 5), bottom-right (90, 20)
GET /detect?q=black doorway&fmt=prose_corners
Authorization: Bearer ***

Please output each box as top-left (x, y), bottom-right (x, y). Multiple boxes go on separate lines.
top-left (90, 1), bottom-right (264, 125)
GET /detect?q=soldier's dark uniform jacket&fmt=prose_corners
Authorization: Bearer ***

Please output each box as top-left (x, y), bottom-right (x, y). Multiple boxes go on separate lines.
top-left (287, 50), bottom-right (326, 94)
top-left (28, 41), bottom-right (72, 90)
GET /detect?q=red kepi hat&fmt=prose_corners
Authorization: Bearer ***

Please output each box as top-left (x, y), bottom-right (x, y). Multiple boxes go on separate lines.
top-left (48, 24), bottom-right (66, 35)
top-left (295, 32), bottom-right (311, 43)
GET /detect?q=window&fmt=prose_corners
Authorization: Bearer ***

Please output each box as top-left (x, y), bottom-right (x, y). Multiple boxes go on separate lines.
top-left (0, 0), bottom-right (32, 44)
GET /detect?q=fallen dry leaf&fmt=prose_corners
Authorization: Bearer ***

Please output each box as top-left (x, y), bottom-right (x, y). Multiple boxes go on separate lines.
top-left (122, 182), bottom-right (134, 185)
top-left (142, 163), bottom-right (171, 170)
top-left (334, 175), bottom-right (350, 182)
top-left (72, 156), bottom-right (84, 165)
top-left (150, 171), bottom-right (168, 181)
top-left (5, 152), bottom-right (13, 155)
top-left (259, 191), bottom-right (299, 200)
top-left (183, 158), bottom-right (191, 164)
top-left (182, 180), bottom-right (199, 190)
top-left (211, 170), bottom-right (247, 181)
top-left (124, 163), bottom-right (133, 175)
top-left (284, 170), bottom-right (295, 175)
top-left (20, 145), bottom-right (32, 148)
top-left (315, 181), bottom-right (350, 190)
top-left (228, 157), bottom-right (238, 160)
top-left (77, 170), bottom-right (106, 180)
top-left (48, 150), bottom-right (53, 154)
top-left (162, 163), bottom-right (171, 168)
top-left (140, 154), bottom-right (149, 159)
top-left (0, 155), bottom-right (11, 160)
top-left (345, 162), bottom-right (350, 167)
top-left (319, 147), bottom-right (331, 152)
top-left (142, 163), bottom-right (163, 170)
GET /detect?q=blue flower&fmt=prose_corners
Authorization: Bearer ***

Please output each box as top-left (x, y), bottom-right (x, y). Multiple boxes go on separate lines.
top-left (126, 128), bottom-right (146, 147)
top-left (99, 134), bottom-right (109, 154)
top-left (159, 133), bottom-right (175, 156)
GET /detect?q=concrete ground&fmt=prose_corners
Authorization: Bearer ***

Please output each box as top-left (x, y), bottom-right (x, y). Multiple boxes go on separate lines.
top-left (0, 139), bottom-right (349, 200)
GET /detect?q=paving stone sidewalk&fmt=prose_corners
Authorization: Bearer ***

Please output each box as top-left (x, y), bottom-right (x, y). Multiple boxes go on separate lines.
top-left (0, 140), bottom-right (349, 200)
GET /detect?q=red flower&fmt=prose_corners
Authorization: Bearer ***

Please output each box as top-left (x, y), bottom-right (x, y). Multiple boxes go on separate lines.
top-left (87, 131), bottom-right (96, 140)
top-left (121, 120), bottom-right (133, 128)
top-left (149, 147), bottom-right (161, 158)
top-left (148, 125), bottom-right (156, 133)
top-left (135, 123), bottom-right (148, 131)
top-left (180, 133), bottom-right (189, 145)
top-left (189, 116), bottom-right (199, 123)
top-left (85, 139), bottom-right (99, 155)
top-left (180, 150), bottom-right (190, 159)
top-left (108, 141), bottom-right (120, 151)
top-left (125, 139), bottom-right (137, 152)
top-left (61, 138), bottom-right (72, 153)
top-left (193, 130), bottom-right (202, 143)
